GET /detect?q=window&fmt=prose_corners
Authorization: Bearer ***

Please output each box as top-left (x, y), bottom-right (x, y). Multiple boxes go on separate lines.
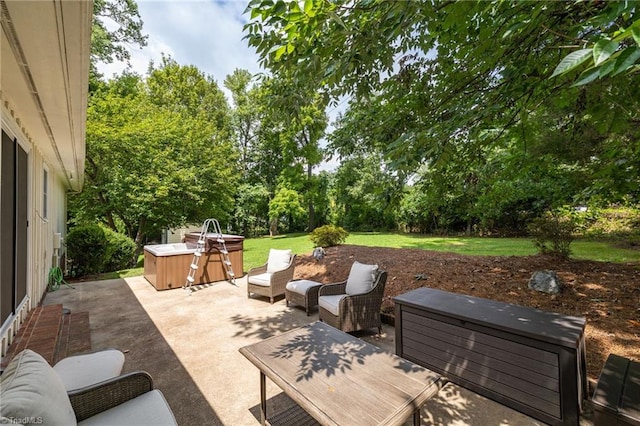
top-left (43, 168), bottom-right (48, 219)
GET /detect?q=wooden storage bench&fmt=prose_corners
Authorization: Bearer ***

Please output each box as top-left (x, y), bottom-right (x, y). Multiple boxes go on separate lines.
top-left (592, 354), bottom-right (640, 426)
top-left (394, 287), bottom-right (587, 426)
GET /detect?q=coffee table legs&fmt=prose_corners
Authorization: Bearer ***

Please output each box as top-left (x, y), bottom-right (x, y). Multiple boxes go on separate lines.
top-left (260, 371), bottom-right (267, 425)
top-left (259, 366), bottom-right (421, 426)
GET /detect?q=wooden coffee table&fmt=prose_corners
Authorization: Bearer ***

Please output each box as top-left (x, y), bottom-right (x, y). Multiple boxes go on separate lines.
top-left (239, 321), bottom-right (444, 426)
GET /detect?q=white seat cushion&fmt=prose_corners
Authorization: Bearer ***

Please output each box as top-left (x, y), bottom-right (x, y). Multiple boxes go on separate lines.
top-left (286, 280), bottom-right (321, 294)
top-left (266, 249), bottom-right (292, 273)
top-left (319, 295), bottom-right (347, 316)
top-left (345, 261), bottom-right (378, 295)
top-left (248, 272), bottom-right (273, 286)
top-left (78, 389), bottom-right (177, 426)
top-left (0, 349), bottom-right (76, 425)
top-left (53, 349), bottom-right (125, 391)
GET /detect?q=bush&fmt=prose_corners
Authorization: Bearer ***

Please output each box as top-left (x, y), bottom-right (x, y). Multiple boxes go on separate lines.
top-left (528, 208), bottom-right (578, 258)
top-left (582, 207), bottom-right (640, 237)
top-left (102, 227), bottom-right (136, 272)
top-left (309, 225), bottom-right (349, 247)
top-left (66, 224), bottom-right (107, 277)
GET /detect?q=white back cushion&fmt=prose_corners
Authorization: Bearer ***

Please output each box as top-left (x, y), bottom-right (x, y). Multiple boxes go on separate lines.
top-left (345, 261), bottom-right (378, 295)
top-left (53, 349), bottom-right (125, 392)
top-left (0, 349), bottom-right (76, 426)
top-left (266, 249), bottom-right (292, 273)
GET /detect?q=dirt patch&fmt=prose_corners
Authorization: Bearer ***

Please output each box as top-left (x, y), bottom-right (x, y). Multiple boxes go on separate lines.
top-left (293, 244), bottom-right (640, 382)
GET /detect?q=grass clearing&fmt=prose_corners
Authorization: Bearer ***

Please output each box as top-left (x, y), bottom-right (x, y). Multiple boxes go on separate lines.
top-left (97, 233), bottom-right (640, 280)
top-left (243, 232), bottom-right (640, 270)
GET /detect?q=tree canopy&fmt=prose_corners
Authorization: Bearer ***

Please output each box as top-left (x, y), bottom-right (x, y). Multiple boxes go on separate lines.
top-left (71, 0), bottom-right (640, 249)
top-left (91, 0), bottom-right (147, 64)
top-left (71, 63), bottom-right (238, 249)
top-left (245, 0), bottom-right (640, 210)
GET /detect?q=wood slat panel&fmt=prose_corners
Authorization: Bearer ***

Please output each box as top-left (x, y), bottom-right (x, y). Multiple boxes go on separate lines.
top-left (402, 333), bottom-right (560, 404)
top-left (395, 288), bottom-right (585, 348)
top-left (402, 314), bottom-right (559, 379)
top-left (395, 288), bottom-right (587, 425)
top-left (402, 327), bottom-right (560, 391)
top-left (593, 353), bottom-right (628, 412)
top-left (240, 322), bottom-right (442, 426)
top-left (403, 310), bottom-right (559, 367)
top-left (402, 344), bottom-right (561, 417)
top-left (143, 248), bottom-right (242, 290)
top-left (621, 358), bottom-right (640, 423)
top-left (259, 337), bottom-right (393, 425)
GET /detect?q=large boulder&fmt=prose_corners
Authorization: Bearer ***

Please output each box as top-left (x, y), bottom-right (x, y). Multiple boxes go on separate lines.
top-left (528, 270), bottom-right (563, 294)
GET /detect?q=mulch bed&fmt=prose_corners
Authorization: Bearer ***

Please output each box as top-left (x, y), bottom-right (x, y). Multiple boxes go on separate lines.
top-left (293, 244), bottom-right (640, 382)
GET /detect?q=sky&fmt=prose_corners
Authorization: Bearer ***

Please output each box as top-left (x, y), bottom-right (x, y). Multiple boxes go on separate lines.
top-left (98, 0), bottom-right (262, 92)
top-left (98, 0), bottom-right (342, 171)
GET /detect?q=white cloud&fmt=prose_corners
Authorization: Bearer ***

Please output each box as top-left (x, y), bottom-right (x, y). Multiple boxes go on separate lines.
top-left (98, 0), bottom-right (261, 90)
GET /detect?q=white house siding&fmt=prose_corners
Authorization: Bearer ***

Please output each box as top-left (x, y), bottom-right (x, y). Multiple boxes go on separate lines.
top-left (0, 0), bottom-right (91, 359)
top-left (29, 144), bottom-right (69, 305)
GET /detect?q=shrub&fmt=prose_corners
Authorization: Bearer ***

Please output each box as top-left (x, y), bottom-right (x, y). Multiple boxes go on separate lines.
top-left (528, 208), bottom-right (578, 258)
top-left (309, 225), bottom-right (349, 247)
top-left (66, 224), bottom-right (107, 277)
top-left (102, 227), bottom-right (136, 272)
top-left (582, 207), bottom-right (640, 237)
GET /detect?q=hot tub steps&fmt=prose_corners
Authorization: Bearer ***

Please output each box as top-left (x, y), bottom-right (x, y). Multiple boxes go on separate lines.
top-left (184, 218), bottom-right (236, 292)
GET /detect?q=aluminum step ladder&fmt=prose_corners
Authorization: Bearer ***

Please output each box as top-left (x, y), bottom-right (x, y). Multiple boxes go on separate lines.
top-left (183, 218), bottom-right (236, 293)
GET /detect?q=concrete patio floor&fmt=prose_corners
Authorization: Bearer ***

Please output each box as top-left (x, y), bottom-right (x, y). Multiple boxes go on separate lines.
top-left (43, 275), bottom-right (593, 425)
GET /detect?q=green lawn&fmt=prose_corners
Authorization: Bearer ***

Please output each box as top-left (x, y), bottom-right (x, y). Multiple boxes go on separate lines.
top-left (243, 232), bottom-right (640, 270)
top-left (100, 232), bottom-right (640, 280)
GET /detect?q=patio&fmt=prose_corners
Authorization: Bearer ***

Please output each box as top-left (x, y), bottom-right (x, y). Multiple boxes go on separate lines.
top-left (40, 275), bottom-right (589, 425)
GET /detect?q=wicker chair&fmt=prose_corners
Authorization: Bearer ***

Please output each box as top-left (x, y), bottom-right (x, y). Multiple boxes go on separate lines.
top-left (0, 349), bottom-right (177, 425)
top-left (318, 269), bottom-right (388, 334)
top-left (247, 252), bottom-right (297, 303)
top-left (69, 371), bottom-right (176, 423)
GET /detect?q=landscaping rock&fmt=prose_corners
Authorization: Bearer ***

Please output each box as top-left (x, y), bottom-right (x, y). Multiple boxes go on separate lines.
top-left (528, 270), bottom-right (563, 294)
top-left (312, 247), bottom-right (325, 261)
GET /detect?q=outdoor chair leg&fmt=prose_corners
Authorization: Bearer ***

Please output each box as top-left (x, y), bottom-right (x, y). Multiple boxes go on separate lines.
top-left (413, 408), bottom-right (420, 425)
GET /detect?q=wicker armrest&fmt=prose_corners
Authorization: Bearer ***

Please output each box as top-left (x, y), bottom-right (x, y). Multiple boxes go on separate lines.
top-left (69, 371), bottom-right (154, 421)
top-left (319, 280), bottom-right (347, 296)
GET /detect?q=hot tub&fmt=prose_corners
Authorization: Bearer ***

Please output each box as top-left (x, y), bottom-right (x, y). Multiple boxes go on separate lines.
top-left (143, 236), bottom-right (243, 290)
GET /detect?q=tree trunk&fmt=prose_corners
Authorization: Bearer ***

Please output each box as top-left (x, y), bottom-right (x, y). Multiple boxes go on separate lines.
top-left (133, 218), bottom-right (146, 260)
top-left (307, 163), bottom-right (315, 231)
top-left (97, 193), bottom-right (117, 231)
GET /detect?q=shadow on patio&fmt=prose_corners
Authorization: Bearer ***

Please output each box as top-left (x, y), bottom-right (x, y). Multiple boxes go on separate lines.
top-left (43, 278), bottom-right (222, 424)
top-left (39, 275), bottom-right (560, 425)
